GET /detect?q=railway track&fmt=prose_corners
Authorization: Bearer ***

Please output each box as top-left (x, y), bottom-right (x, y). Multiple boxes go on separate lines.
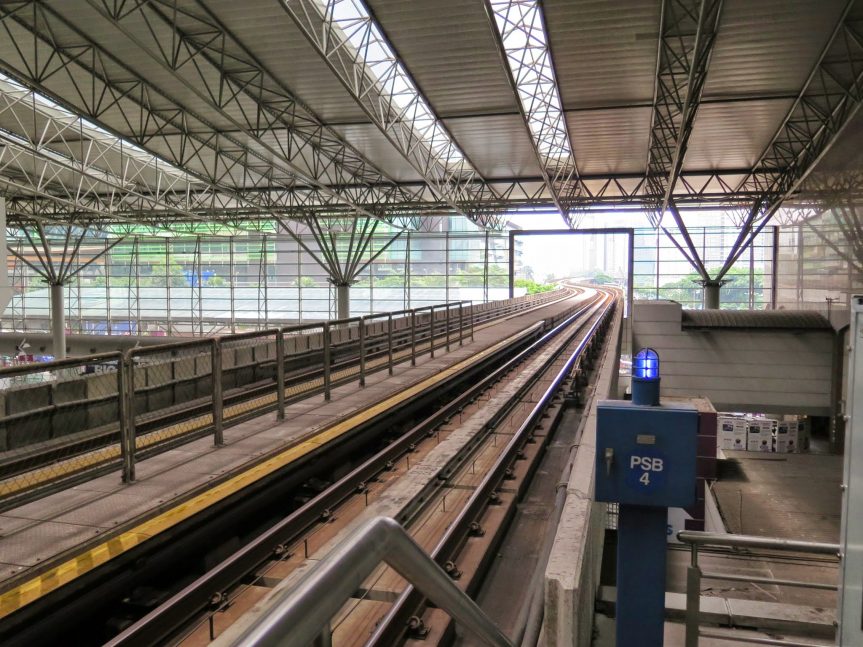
top-left (0, 288), bottom-right (597, 645)
top-left (99, 288), bottom-right (618, 647)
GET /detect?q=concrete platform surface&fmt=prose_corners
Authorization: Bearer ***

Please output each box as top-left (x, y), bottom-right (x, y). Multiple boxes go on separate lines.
top-left (713, 450), bottom-right (842, 544)
top-left (592, 613), bottom-right (834, 647)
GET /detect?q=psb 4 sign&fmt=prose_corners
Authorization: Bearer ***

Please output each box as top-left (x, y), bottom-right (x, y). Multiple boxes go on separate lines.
top-left (625, 450), bottom-right (667, 491)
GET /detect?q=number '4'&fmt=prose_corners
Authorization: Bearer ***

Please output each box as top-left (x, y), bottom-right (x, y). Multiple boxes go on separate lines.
top-left (640, 472), bottom-right (650, 486)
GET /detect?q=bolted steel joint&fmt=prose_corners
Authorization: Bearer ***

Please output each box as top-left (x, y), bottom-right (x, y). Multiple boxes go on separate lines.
top-left (407, 616), bottom-right (430, 639)
top-left (468, 521), bottom-right (486, 537)
top-left (444, 560), bottom-right (462, 580)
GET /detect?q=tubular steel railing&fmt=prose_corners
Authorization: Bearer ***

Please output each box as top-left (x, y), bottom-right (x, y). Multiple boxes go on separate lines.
top-left (677, 530), bottom-right (839, 647)
top-left (231, 517), bottom-right (512, 647)
top-left (0, 290), bottom-right (564, 509)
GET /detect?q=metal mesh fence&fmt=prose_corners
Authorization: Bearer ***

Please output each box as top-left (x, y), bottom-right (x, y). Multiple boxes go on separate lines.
top-left (219, 330), bottom-right (280, 422)
top-left (0, 353), bottom-right (123, 504)
top-left (0, 290), bottom-right (557, 506)
top-left (282, 323), bottom-right (327, 401)
top-left (126, 340), bottom-right (216, 456)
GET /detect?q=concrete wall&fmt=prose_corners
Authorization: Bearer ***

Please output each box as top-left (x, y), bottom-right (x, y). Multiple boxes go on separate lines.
top-left (632, 301), bottom-right (834, 416)
top-left (544, 304), bottom-right (624, 647)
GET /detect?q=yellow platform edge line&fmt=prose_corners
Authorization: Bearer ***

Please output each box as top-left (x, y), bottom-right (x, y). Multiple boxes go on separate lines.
top-left (0, 334), bottom-right (450, 497)
top-left (0, 322), bottom-right (542, 619)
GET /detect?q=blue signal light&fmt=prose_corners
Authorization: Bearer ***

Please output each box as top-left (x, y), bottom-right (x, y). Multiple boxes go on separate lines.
top-left (633, 348), bottom-right (660, 380)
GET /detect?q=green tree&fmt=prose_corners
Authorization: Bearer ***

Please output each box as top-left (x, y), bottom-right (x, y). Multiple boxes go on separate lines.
top-left (657, 266), bottom-right (763, 309)
top-left (515, 278), bottom-right (555, 295)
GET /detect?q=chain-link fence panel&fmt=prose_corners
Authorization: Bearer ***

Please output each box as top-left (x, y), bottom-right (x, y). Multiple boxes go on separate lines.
top-left (126, 339), bottom-right (216, 458)
top-left (282, 323), bottom-right (327, 401)
top-left (0, 353), bottom-right (124, 507)
top-left (219, 330), bottom-right (280, 423)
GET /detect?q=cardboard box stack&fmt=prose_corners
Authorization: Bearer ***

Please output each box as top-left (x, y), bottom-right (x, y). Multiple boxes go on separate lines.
top-left (718, 416), bottom-right (747, 451)
top-left (718, 414), bottom-right (805, 454)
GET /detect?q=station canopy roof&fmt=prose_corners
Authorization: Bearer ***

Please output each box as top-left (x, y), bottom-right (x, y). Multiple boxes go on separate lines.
top-left (0, 0), bottom-right (861, 237)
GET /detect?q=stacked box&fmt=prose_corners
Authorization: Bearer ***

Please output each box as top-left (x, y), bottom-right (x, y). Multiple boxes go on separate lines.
top-left (785, 420), bottom-right (801, 452)
top-left (731, 419), bottom-right (747, 450)
top-left (718, 418), bottom-right (735, 451)
top-left (775, 421), bottom-right (792, 453)
top-left (760, 419), bottom-right (776, 453)
top-left (747, 420), bottom-right (772, 452)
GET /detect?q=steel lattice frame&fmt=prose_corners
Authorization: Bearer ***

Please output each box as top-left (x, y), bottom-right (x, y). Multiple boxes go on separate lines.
top-left (277, 215), bottom-right (403, 286)
top-left (485, 0), bottom-right (587, 228)
top-left (717, 0), bottom-right (863, 279)
top-left (0, 75), bottom-right (255, 234)
top-left (0, 0), bottom-right (430, 232)
top-left (645, 0), bottom-right (724, 228)
top-left (281, 0), bottom-right (508, 230)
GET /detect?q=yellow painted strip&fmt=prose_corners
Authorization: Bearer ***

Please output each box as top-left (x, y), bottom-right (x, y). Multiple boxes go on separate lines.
top-left (0, 335), bottom-right (436, 498)
top-left (0, 322), bottom-right (542, 618)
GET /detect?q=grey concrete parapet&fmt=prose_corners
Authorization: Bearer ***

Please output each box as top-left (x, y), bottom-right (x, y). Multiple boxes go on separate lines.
top-left (544, 302), bottom-right (623, 647)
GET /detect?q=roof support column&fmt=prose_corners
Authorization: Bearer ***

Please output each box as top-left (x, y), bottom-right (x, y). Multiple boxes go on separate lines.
top-left (701, 280), bottom-right (723, 310)
top-left (6, 223), bottom-right (124, 353)
top-left (278, 216), bottom-right (404, 320)
top-left (335, 284), bottom-right (351, 320)
top-left (49, 282), bottom-right (66, 359)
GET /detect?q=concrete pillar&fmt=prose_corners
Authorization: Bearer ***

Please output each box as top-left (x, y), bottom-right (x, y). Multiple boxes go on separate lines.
top-left (336, 283), bottom-right (350, 320)
top-left (702, 280), bottom-right (722, 310)
top-left (0, 197), bottom-right (11, 314)
top-left (50, 282), bottom-right (66, 359)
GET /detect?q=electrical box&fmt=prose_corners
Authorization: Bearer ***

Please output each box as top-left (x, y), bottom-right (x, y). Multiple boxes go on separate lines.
top-left (595, 401), bottom-right (698, 508)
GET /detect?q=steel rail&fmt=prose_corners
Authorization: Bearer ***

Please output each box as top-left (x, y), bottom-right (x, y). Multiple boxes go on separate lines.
top-left (105, 293), bottom-right (607, 646)
top-left (0, 297), bottom-right (581, 646)
top-left (367, 295), bottom-right (616, 646)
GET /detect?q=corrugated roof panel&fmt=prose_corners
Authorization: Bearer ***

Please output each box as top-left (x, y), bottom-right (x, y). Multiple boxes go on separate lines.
top-left (567, 107), bottom-right (652, 175)
top-left (443, 114), bottom-right (544, 178)
top-left (544, 0), bottom-right (660, 110)
top-left (682, 309), bottom-right (832, 330)
top-left (204, 0), bottom-right (370, 124)
top-left (703, 0), bottom-right (847, 98)
top-left (683, 99), bottom-right (795, 171)
top-left (330, 123), bottom-right (424, 183)
top-left (366, 0), bottom-right (517, 116)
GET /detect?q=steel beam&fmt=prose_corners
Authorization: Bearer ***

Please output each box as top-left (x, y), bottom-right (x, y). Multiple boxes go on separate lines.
top-left (84, 0), bottom-right (429, 224)
top-left (0, 1), bottom-right (421, 230)
top-left (725, 0), bottom-right (863, 268)
top-left (485, 0), bottom-right (587, 228)
top-left (280, 0), bottom-right (505, 229)
top-left (645, 0), bottom-right (724, 226)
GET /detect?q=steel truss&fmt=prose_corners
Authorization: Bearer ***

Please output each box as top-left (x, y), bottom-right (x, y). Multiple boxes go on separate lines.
top-left (6, 222), bottom-right (124, 287)
top-left (0, 1), bottom-right (427, 231)
top-left (780, 169), bottom-right (863, 272)
top-left (657, 1), bottom-right (863, 288)
top-left (277, 215), bottom-right (403, 289)
top-left (0, 76), bottom-right (252, 234)
top-left (485, 0), bottom-right (587, 228)
top-left (281, 0), bottom-right (507, 230)
top-left (645, 0), bottom-right (723, 234)
top-left (717, 0), bottom-right (863, 279)
top-left (777, 170), bottom-right (863, 225)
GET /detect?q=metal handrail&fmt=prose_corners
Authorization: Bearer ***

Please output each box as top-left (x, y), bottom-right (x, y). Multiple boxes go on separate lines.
top-left (677, 530), bottom-right (839, 647)
top-left (231, 516), bottom-right (512, 647)
top-left (677, 531), bottom-right (839, 555)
